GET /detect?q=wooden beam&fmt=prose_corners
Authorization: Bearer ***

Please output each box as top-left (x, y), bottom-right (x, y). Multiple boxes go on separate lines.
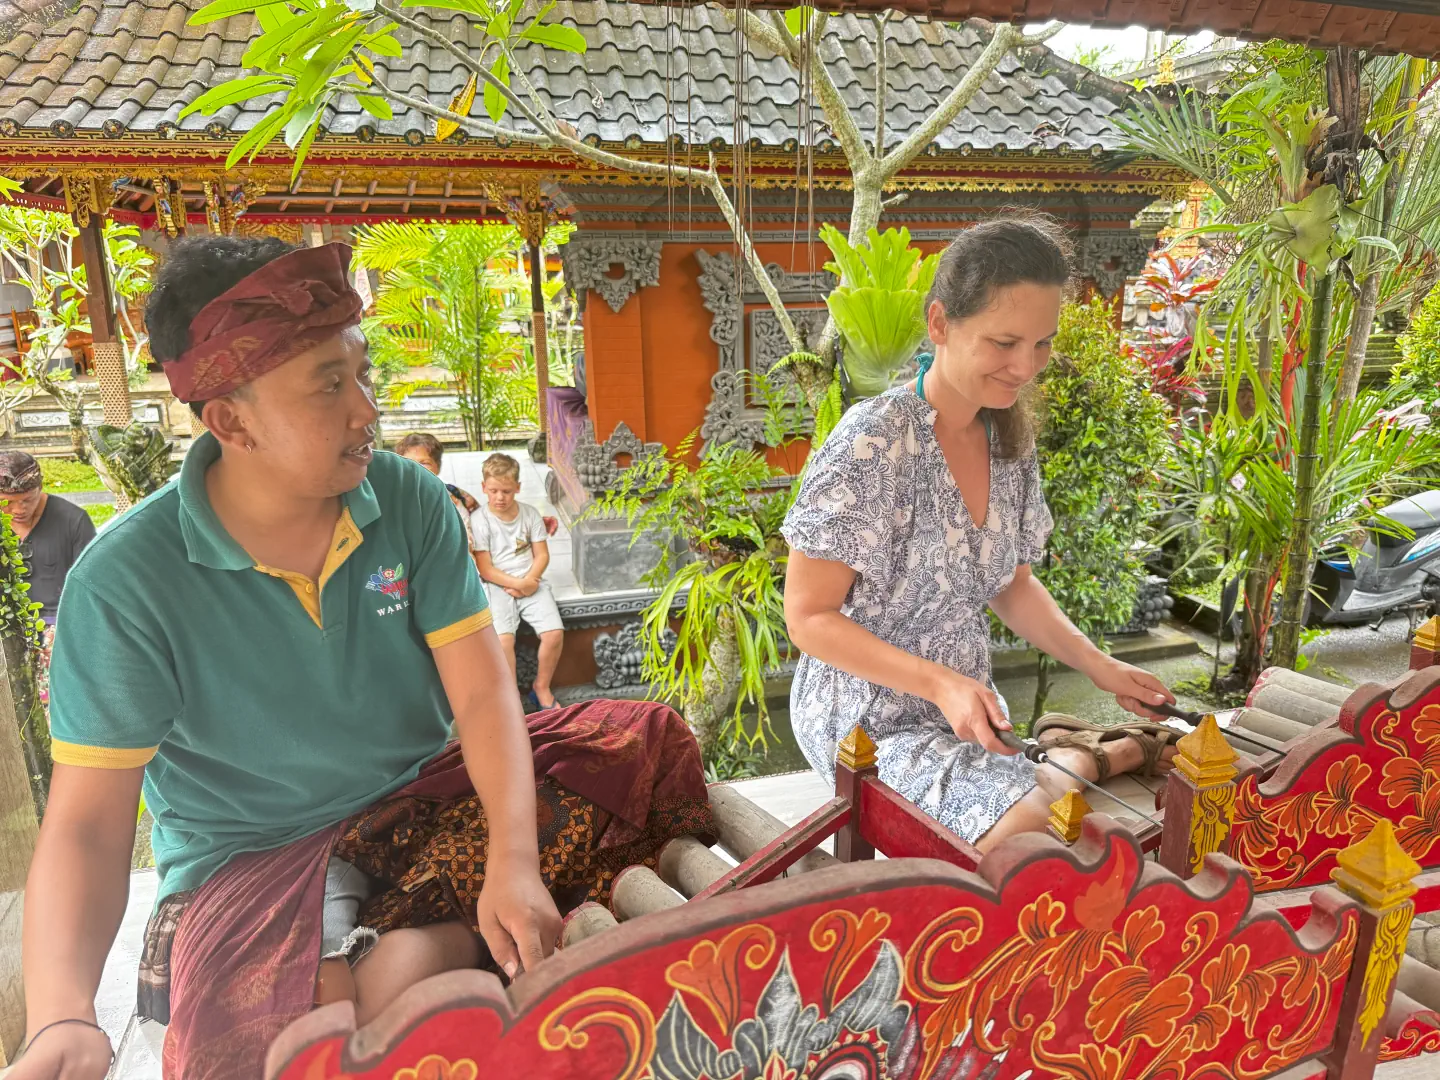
top-left (74, 214), bottom-right (131, 430)
top-left (527, 238), bottom-right (549, 463)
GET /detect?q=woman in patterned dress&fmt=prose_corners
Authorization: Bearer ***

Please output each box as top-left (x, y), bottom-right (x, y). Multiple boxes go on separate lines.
top-left (783, 216), bottom-right (1181, 851)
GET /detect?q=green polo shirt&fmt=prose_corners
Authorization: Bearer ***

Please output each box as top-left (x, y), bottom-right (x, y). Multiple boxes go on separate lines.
top-left (48, 433), bottom-right (491, 901)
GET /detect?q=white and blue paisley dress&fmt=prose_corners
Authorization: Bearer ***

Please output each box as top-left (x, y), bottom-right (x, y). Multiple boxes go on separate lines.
top-left (782, 386), bottom-right (1054, 842)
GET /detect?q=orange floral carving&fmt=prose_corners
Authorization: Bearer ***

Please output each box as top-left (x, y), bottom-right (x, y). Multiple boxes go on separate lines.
top-left (809, 907), bottom-right (892, 1011)
top-left (1120, 906), bottom-right (1164, 963)
top-left (1396, 783), bottom-right (1440, 861)
top-left (1018, 894), bottom-right (1065, 942)
top-left (1187, 1003), bottom-right (1232, 1053)
top-left (1065, 1043), bottom-right (1130, 1080)
top-left (664, 924), bottom-right (776, 1035)
top-left (1314, 759), bottom-right (1374, 836)
top-left (390, 1056), bottom-right (478, 1080)
top-left (1413, 704), bottom-right (1440, 745)
top-left (1073, 846), bottom-right (1129, 931)
top-left (1380, 757), bottom-right (1428, 807)
top-left (1087, 966), bottom-right (1194, 1046)
top-left (1202, 943), bottom-right (1277, 1038)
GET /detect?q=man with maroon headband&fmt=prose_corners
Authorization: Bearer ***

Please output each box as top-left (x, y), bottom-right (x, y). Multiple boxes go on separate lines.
top-left (11, 236), bottom-right (711, 1080)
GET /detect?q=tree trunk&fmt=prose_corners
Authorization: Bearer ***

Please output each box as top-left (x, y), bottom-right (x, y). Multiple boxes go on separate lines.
top-left (1225, 564), bottom-right (1274, 692)
top-left (1337, 271), bottom-right (1382, 407)
top-left (5, 633), bottom-right (46, 816)
top-left (1271, 271), bottom-right (1335, 670)
top-left (688, 606), bottom-right (741, 753)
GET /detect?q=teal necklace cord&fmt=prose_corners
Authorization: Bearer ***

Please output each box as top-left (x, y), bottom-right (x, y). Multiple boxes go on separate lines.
top-left (912, 352), bottom-right (992, 438)
top-left (914, 352), bottom-right (935, 403)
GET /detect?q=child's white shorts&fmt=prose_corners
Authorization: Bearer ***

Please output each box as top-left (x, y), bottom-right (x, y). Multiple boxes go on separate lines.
top-left (485, 581), bottom-right (564, 636)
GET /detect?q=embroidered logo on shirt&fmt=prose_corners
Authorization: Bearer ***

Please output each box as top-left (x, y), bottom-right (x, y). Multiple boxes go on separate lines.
top-left (365, 563), bottom-right (411, 616)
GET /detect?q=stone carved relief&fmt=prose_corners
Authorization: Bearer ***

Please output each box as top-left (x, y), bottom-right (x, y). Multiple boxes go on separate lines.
top-left (749, 308), bottom-right (829, 385)
top-left (695, 249), bottom-right (835, 450)
top-left (1076, 230), bottom-right (1158, 297)
top-left (560, 234), bottom-right (664, 313)
top-left (572, 420), bottom-right (664, 495)
top-left (593, 621), bottom-right (678, 690)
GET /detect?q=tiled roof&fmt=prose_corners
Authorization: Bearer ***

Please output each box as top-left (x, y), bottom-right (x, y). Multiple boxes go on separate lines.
top-left (0, 0), bottom-right (1125, 152)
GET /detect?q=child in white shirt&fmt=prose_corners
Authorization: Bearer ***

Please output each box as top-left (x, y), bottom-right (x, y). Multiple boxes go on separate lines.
top-left (470, 453), bottom-right (564, 708)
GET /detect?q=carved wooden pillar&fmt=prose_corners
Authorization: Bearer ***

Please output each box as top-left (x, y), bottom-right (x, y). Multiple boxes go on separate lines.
top-left (1325, 820), bottom-right (1420, 1079)
top-left (151, 175), bottom-right (187, 238)
top-left (1047, 789), bottom-right (1090, 845)
top-left (1158, 715), bottom-right (1238, 879)
top-left (1410, 615), bottom-right (1439, 670)
top-left (834, 725), bottom-right (876, 863)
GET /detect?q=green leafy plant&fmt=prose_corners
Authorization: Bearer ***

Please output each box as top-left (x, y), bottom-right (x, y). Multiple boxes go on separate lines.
top-left (586, 383), bottom-right (800, 755)
top-left (355, 220), bottom-right (529, 449)
top-left (821, 225), bottom-right (940, 398)
top-left (0, 508), bottom-right (47, 814)
top-left (0, 208), bottom-right (157, 466)
top-left (1394, 283), bottom-right (1440, 410)
top-left (1026, 298), bottom-right (1171, 720)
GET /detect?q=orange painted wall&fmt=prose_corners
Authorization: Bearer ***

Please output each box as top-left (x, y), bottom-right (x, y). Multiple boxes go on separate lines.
top-left (581, 225), bottom-right (1086, 461)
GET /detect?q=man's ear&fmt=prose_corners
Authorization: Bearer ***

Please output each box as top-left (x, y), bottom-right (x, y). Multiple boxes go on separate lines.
top-left (200, 395), bottom-right (251, 453)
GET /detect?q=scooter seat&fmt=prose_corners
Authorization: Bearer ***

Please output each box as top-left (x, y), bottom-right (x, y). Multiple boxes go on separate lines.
top-left (1381, 490), bottom-right (1440, 531)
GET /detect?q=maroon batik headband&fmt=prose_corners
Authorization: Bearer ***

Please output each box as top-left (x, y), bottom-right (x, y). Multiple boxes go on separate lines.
top-left (163, 242), bottom-right (365, 403)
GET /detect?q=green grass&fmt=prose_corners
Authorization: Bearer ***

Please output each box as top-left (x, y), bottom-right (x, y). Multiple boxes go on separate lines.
top-left (40, 458), bottom-right (105, 494)
top-left (84, 503), bottom-right (117, 528)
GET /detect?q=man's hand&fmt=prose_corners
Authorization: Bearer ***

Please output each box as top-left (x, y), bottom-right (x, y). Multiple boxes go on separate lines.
top-left (474, 857), bottom-right (561, 978)
top-left (512, 578), bottom-right (539, 598)
top-left (930, 669), bottom-right (1018, 756)
top-left (4, 1021), bottom-right (112, 1080)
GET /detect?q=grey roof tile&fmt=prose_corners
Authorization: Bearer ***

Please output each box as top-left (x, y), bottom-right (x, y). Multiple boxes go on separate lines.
top-left (0, 0), bottom-right (1127, 152)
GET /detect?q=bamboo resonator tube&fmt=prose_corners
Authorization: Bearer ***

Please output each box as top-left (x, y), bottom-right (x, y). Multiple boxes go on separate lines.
top-left (1208, 667), bottom-right (1350, 757)
top-left (610, 866), bottom-right (686, 921)
top-left (561, 902), bottom-right (618, 946)
top-left (707, 784), bottom-right (839, 874)
top-left (658, 835), bottom-right (733, 898)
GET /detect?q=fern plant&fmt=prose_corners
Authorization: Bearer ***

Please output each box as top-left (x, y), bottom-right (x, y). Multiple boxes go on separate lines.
top-left (821, 225), bottom-right (940, 397)
top-left (586, 385), bottom-right (800, 754)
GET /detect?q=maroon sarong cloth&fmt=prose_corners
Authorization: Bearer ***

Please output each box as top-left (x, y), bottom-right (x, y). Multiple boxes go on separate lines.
top-left (143, 700), bottom-right (711, 1080)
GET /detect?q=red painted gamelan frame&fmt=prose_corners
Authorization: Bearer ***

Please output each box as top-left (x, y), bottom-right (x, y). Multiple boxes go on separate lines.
top-left (267, 640), bottom-right (1440, 1079)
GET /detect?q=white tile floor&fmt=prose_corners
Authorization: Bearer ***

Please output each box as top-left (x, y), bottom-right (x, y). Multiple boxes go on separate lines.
top-left (438, 450), bottom-right (579, 601)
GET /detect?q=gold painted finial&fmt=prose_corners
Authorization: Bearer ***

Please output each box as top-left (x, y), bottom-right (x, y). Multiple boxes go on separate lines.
top-left (1414, 615), bottom-right (1440, 653)
top-left (836, 726), bottom-right (877, 771)
top-left (1175, 716), bottom-right (1239, 788)
top-left (1155, 54), bottom-right (1177, 86)
top-left (1048, 789), bottom-right (1091, 845)
top-left (1333, 820), bottom-right (1421, 912)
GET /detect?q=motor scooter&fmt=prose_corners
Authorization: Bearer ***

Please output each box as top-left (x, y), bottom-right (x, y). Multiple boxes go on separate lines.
top-left (1310, 489), bottom-right (1440, 626)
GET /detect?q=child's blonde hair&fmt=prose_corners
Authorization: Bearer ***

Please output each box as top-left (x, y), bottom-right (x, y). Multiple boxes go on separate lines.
top-left (482, 453), bottom-right (521, 483)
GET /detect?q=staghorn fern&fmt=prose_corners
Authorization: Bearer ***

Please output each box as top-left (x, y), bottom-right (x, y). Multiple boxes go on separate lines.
top-left (820, 225), bottom-right (940, 398)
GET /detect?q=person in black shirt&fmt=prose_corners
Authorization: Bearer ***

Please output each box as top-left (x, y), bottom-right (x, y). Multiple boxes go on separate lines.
top-left (0, 450), bottom-right (97, 626)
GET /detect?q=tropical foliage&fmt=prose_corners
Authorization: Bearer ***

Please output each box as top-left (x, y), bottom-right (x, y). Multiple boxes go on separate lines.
top-left (586, 384), bottom-right (801, 759)
top-left (820, 225), bottom-right (940, 398)
top-left (1119, 50), bottom-right (1440, 676)
top-left (1394, 283), bottom-right (1440, 411)
top-left (1025, 298), bottom-right (1171, 721)
top-left (0, 208), bottom-right (157, 462)
top-left (355, 221), bottom-right (532, 449)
